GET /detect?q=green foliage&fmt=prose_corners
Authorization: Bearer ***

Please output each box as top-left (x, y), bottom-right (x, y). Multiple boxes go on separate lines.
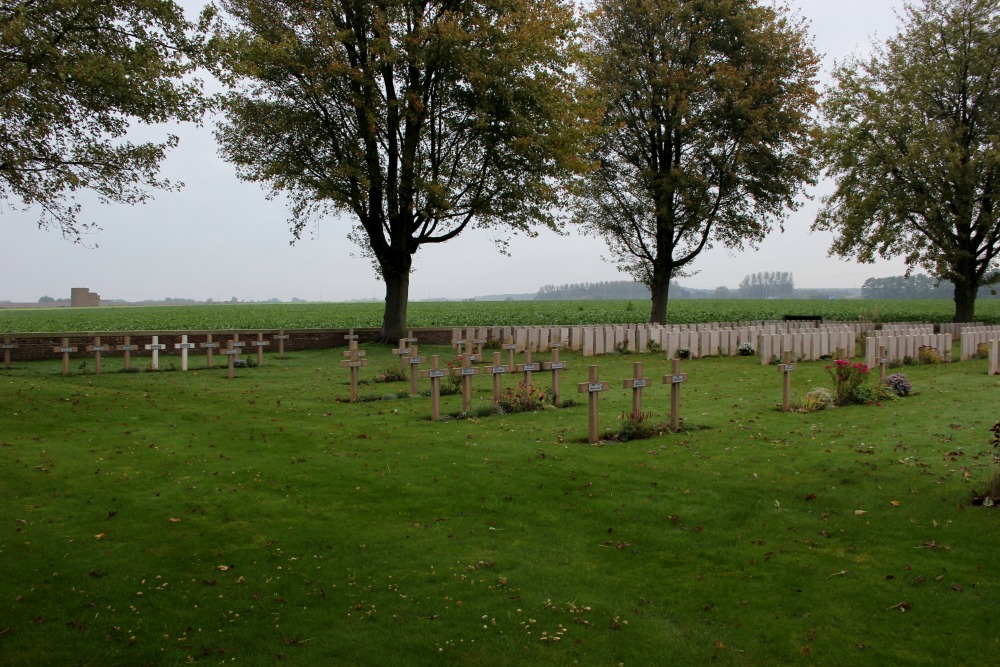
top-left (797, 387), bottom-right (834, 412)
top-left (815, 0), bottom-right (1000, 322)
top-left (917, 345), bottom-right (943, 365)
top-left (0, 0), bottom-right (204, 241)
top-left (574, 0), bottom-right (819, 323)
top-left (205, 0), bottom-right (589, 339)
top-left (494, 381), bottom-right (548, 414)
top-left (615, 410), bottom-right (665, 441)
top-left (6, 298), bottom-right (1000, 334)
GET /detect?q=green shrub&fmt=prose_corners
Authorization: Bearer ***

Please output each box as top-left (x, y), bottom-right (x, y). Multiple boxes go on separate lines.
top-left (495, 382), bottom-right (547, 414)
top-left (917, 345), bottom-right (942, 364)
top-left (615, 411), bottom-right (665, 442)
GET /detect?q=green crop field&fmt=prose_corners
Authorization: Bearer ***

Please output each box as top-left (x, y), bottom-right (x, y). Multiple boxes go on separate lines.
top-left (1, 345), bottom-right (998, 665)
top-left (2, 299), bottom-right (1000, 333)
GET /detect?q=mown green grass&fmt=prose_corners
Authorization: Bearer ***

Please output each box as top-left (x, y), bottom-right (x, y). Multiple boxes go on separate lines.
top-left (2, 347), bottom-right (998, 665)
top-left (3, 298), bottom-right (1000, 333)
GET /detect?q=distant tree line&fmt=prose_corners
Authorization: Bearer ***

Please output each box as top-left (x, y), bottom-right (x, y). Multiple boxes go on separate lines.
top-left (861, 275), bottom-right (1000, 299)
top-left (536, 281), bottom-right (688, 301)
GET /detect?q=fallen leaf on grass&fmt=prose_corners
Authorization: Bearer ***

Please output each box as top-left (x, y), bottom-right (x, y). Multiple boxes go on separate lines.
top-left (94, 533), bottom-right (105, 540)
top-left (168, 517), bottom-right (182, 523)
top-left (890, 500), bottom-right (900, 507)
top-left (854, 510), bottom-right (867, 516)
top-left (888, 602), bottom-right (913, 612)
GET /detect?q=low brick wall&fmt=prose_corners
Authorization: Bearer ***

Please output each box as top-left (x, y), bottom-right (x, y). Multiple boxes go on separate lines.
top-left (1, 328), bottom-right (457, 363)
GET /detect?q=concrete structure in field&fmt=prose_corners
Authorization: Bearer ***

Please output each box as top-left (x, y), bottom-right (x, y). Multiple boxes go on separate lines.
top-left (70, 288), bottom-right (100, 308)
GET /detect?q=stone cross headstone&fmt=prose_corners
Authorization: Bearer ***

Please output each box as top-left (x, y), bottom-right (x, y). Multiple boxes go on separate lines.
top-left (484, 351), bottom-right (508, 402)
top-left (542, 344), bottom-right (568, 407)
top-left (174, 335), bottom-right (196, 371)
top-left (340, 339), bottom-right (368, 402)
top-left (86, 336), bottom-right (109, 374)
top-left (223, 340), bottom-right (240, 380)
top-left (622, 361), bottom-right (651, 417)
top-left (273, 329), bottom-right (290, 359)
top-left (407, 344), bottom-right (423, 395)
top-left (201, 333), bottom-right (220, 368)
top-left (451, 353), bottom-right (480, 413)
top-left (419, 355), bottom-right (447, 420)
top-left (516, 348), bottom-right (540, 388)
top-left (877, 345), bottom-right (889, 382)
top-left (53, 337), bottom-right (78, 375)
top-left (251, 332), bottom-right (269, 366)
top-left (2, 337), bottom-right (16, 370)
top-left (144, 336), bottom-right (166, 371)
top-left (392, 338), bottom-right (412, 375)
top-left (472, 337), bottom-right (487, 363)
top-left (577, 365), bottom-right (610, 444)
top-left (503, 337), bottom-right (517, 369)
top-left (116, 335), bottom-right (138, 370)
top-left (778, 351), bottom-right (795, 413)
top-left (663, 359), bottom-right (688, 431)
top-left (230, 333), bottom-right (245, 360)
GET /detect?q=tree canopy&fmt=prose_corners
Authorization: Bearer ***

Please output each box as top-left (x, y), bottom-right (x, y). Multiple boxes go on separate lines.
top-left (572, 0), bottom-right (819, 324)
top-left (815, 0), bottom-right (1000, 322)
top-left (204, 0), bottom-right (589, 341)
top-left (0, 0), bottom-right (204, 242)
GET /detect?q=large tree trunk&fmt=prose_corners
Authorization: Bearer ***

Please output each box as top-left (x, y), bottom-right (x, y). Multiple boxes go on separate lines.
top-left (648, 267), bottom-right (671, 325)
top-left (379, 253), bottom-right (412, 343)
top-left (952, 279), bottom-right (977, 323)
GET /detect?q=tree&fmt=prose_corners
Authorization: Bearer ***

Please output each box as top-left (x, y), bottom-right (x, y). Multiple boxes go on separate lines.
top-left (205, 0), bottom-right (588, 342)
top-left (738, 271), bottom-right (794, 299)
top-left (815, 0), bottom-right (1000, 322)
top-left (0, 0), bottom-right (204, 242)
top-left (572, 0), bottom-right (819, 324)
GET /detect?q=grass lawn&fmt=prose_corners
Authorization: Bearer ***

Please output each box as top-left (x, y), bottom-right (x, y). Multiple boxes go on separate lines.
top-left (2, 346), bottom-right (998, 665)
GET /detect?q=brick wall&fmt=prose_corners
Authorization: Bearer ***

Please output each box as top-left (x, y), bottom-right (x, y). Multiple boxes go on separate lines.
top-left (1, 327), bottom-right (457, 363)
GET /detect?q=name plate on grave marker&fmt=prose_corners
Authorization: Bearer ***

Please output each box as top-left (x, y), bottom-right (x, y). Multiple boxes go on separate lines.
top-left (409, 357), bottom-right (424, 364)
top-left (175, 343), bottom-right (196, 349)
top-left (631, 379), bottom-right (649, 388)
top-left (58, 347), bottom-right (75, 353)
top-left (88, 346), bottom-right (108, 352)
top-left (522, 363), bottom-right (540, 372)
top-left (119, 345), bottom-right (138, 351)
top-left (489, 366), bottom-right (507, 374)
top-left (428, 369), bottom-right (446, 378)
top-left (781, 364), bottom-right (795, 372)
top-left (588, 383), bottom-right (605, 392)
top-left (2, 343), bottom-right (15, 350)
top-left (202, 342), bottom-right (219, 348)
top-left (671, 374), bottom-right (688, 384)
top-left (252, 340), bottom-right (270, 347)
top-left (461, 367), bottom-right (476, 376)
top-left (548, 362), bottom-right (566, 370)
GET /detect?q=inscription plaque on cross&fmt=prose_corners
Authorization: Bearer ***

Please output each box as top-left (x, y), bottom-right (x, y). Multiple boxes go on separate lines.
top-left (778, 351), bottom-right (796, 413)
top-left (662, 359), bottom-right (688, 431)
top-left (877, 345), bottom-right (889, 381)
top-left (451, 354), bottom-right (480, 413)
top-left (577, 365), bottom-right (610, 444)
top-left (516, 348), bottom-right (540, 388)
top-left (86, 336), bottom-right (109, 374)
top-left (116, 335), bottom-right (139, 370)
top-left (144, 336), bottom-right (166, 371)
top-left (622, 361), bottom-right (651, 417)
top-left (174, 335), bottom-right (196, 371)
top-left (201, 333), bottom-right (220, 368)
top-left (541, 344), bottom-right (568, 407)
top-left (3, 337), bottom-right (18, 369)
top-left (419, 355), bottom-right (447, 420)
top-left (52, 337), bottom-right (78, 375)
top-left (484, 352), bottom-right (508, 402)
top-left (340, 339), bottom-right (368, 402)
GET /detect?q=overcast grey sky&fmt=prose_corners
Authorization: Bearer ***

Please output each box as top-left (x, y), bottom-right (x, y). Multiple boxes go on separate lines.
top-left (1, 0), bottom-right (911, 304)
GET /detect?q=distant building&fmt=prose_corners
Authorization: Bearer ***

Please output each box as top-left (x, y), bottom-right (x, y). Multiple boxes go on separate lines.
top-left (70, 287), bottom-right (101, 308)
